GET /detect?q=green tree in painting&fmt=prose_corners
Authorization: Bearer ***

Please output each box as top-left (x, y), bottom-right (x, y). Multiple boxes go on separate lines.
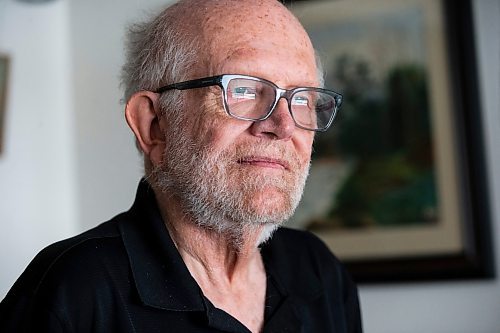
top-left (310, 56), bottom-right (438, 230)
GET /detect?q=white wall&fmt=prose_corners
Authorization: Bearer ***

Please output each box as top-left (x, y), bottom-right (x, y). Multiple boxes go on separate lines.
top-left (0, 0), bottom-right (499, 332)
top-left (0, 0), bottom-right (76, 298)
top-left (68, 0), bottom-right (169, 230)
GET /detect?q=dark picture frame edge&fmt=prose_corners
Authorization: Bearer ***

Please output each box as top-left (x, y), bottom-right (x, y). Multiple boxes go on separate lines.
top-left (0, 54), bottom-right (10, 155)
top-left (442, 0), bottom-right (495, 281)
top-left (285, 0), bottom-right (495, 283)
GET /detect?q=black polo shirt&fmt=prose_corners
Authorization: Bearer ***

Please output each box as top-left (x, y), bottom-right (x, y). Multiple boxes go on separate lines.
top-left (0, 180), bottom-right (362, 332)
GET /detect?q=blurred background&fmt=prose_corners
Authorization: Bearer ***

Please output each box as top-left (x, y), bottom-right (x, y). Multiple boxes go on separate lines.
top-left (0, 0), bottom-right (499, 332)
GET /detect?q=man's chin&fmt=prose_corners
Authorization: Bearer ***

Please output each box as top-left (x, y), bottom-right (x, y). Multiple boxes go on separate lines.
top-left (243, 200), bottom-right (294, 226)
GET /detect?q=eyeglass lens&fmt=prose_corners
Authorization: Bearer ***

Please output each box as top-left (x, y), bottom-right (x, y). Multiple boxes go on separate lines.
top-left (225, 77), bottom-right (337, 130)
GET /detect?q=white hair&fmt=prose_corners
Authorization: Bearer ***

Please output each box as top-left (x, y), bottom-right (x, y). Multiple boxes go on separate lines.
top-left (120, 6), bottom-right (200, 119)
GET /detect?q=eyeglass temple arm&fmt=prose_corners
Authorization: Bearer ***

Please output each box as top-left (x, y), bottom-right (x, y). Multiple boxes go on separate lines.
top-left (156, 76), bottom-right (222, 93)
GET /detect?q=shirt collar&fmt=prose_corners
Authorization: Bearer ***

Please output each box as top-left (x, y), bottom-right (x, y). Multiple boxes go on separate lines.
top-left (118, 180), bottom-right (205, 311)
top-left (261, 235), bottom-right (323, 302)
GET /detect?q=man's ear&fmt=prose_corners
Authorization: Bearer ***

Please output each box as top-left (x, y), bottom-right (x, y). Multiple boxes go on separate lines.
top-left (125, 91), bottom-right (165, 166)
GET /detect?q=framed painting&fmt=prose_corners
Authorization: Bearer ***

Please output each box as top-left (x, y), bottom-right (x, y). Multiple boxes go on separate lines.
top-left (0, 55), bottom-right (9, 154)
top-left (286, 0), bottom-right (494, 282)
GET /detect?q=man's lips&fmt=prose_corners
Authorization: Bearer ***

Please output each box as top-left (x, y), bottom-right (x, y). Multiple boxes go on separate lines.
top-left (237, 156), bottom-right (290, 170)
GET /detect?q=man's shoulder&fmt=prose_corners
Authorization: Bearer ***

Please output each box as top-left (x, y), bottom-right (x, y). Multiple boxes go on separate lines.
top-left (0, 213), bottom-right (136, 331)
top-left (30, 215), bottom-right (125, 273)
top-left (2, 213), bottom-right (129, 303)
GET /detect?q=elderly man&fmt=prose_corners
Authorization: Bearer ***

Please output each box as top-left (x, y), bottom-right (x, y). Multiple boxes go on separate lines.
top-left (1, 0), bottom-right (361, 332)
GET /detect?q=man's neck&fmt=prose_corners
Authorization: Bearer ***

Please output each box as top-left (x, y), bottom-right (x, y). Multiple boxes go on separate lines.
top-left (156, 193), bottom-right (267, 333)
top-left (159, 195), bottom-right (265, 283)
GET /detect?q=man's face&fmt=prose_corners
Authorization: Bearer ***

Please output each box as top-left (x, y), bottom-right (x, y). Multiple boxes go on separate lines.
top-left (152, 5), bottom-right (318, 239)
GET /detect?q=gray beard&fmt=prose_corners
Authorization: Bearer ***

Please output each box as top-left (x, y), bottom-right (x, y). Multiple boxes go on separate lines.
top-left (149, 127), bottom-right (310, 247)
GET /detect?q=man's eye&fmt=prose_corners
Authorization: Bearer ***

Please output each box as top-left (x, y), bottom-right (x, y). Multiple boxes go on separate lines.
top-left (232, 87), bottom-right (257, 100)
top-left (292, 95), bottom-right (309, 106)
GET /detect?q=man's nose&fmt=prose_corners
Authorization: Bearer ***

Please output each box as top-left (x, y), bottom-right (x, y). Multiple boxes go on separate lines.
top-left (249, 99), bottom-right (295, 140)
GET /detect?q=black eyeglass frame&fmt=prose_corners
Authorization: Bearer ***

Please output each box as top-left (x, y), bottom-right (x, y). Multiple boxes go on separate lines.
top-left (155, 74), bottom-right (343, 132)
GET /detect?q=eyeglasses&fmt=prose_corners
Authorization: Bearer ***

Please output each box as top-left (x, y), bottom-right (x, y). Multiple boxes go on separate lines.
top-left (156, 74), bottom-right (342, 132)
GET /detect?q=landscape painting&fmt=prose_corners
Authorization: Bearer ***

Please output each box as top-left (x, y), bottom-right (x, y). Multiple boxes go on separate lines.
top-left (289, 0), bottom-right (470, 277)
